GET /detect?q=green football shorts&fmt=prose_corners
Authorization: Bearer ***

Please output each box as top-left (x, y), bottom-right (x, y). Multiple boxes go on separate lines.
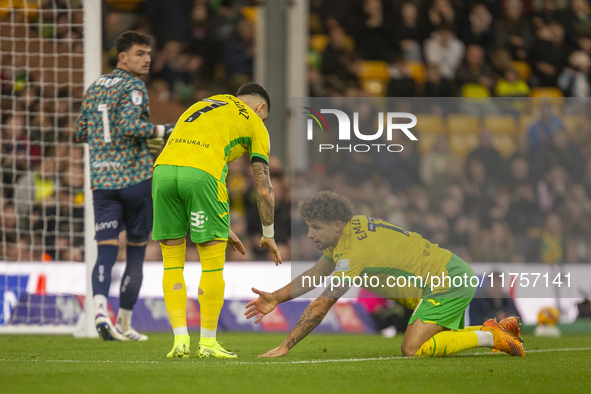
top-left (408, 254), bottom-right (477, 331)
top-left (152, 165), bottom-right (230, 244)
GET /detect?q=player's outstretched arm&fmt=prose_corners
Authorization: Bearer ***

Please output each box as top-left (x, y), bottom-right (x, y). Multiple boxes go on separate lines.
top-left (251, 160), bottom-right (282, 265)
top-left (258, 283), bottom-right (350, 358)
top-left (244, 256), bottom-right (335, 323)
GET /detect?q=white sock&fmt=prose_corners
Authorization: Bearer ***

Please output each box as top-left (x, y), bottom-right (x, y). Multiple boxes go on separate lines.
top-left (173, 327), bottom-right (189, 336)
top-left (117, 308), bottom-right (132, 331)
top-left (475, 330), bottom-right (494, 347)
top-left (200, 327), bottom-right (216, 339)
top-left (93, 294), bottom-right (108, 317)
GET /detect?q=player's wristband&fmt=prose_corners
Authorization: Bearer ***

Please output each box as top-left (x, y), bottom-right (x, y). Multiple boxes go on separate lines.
top-left (155, 124), bottom-right (175, 139)
top-left (262, 224), bottom-right (274, 238)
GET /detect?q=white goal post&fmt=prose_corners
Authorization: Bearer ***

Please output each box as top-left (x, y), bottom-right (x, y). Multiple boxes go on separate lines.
top-left (0, 0), bottom-right (99, 336)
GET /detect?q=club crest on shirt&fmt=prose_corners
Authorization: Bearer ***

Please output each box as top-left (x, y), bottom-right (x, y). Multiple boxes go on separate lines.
top-left (335, 259), bottom-right (349, 272)
top-left (131, 90), bottom-right (143, 106)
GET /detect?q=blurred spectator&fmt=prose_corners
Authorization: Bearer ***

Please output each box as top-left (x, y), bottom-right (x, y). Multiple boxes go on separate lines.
top-left (533, 0), bottom-right (567, 28)
top-left (423, 63), bottom-right (455, 97)
top-left (458, 3), bottom-right (495, 50)
top-left (393, 1), bottom-right (425, 62)
top-left (456, 44), bottom-right (496, 97)
top-left (495, 67), bottom-right (531, 98)
top-left (495, 0), bottom-right (534, 60)
top-left (527, 101), bottom-right (565, 151)
top-left (565, 0), bottom-right (591, 47)
top-left (427, 0), bottom-right (456, 33)
top-left (420, 135), bottom-right (454, 187)
top-left (540, 212), bottom-right (565, 263)
top-left (13, 152), bottom-right (57, 229)
top-left (224, 17), bottom-right (255, 89)
top-left (467, 128), bottom-right (507, 186)
top-left (187, 1), bottom-right (220, 81)
top-left (530, 23), bottom-right (567, 87)
top-left (350, 0), bottom-right (393, 61)
top-left (472, 220), bottom-right (516, 262)
top-left (375, 132), bottom-right (420, 194)
top-left (386, 53), bottom-right (417, 97)
top-left (424, 24), bottom-right (465, 82)
top-left (562, 185), bottom-right (591, 262)
top-left (557, 50), bottom-right (591, 96)
top-left (142, 0), bottom-right (192, 47)
top-left (321, 20), bottom-right (357, 83)
top-left (440, 187), bottom-right (471, 250)
top-left (535, 129), bottom-right (585, 182)
top-left (537, 164), bottom-right (570, 213)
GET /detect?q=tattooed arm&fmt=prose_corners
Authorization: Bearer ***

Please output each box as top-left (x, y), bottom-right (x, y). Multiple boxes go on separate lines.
top-left (258, 283), bottom-right (351, 358)
top-left (251, 160), bottom-right (282, 264)
top-left (245, 256), bottom-right (336, 323)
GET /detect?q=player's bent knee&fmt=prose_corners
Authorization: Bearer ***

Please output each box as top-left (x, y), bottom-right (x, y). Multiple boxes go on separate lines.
top-left (400, 344), bottom-right (417, 358)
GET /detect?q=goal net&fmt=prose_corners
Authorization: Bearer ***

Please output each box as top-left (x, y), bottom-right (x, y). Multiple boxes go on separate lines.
top-left (0, 0), bottom-right (93, 334)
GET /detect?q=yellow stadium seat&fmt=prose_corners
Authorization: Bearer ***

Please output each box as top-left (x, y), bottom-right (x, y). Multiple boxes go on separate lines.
top-left (406, 62), bottom-right (427, 85)
top-left (562, 115), bottom-right (588, 143)
top-left (359, 61), bottom-right (390, 97)
top-left (519, 114), bottom-right (534, 134)
top-left (483, 114), bottom-right (517, 136)
top-left (359, 61), bottom-right (389, 80)
top-left (343, 35), bottom-right (355, 52)
top-left (531, 88), bottom-right (565, 109)
top-left (530, 87), bottom-right (563, 97)
top-left (310, 34), bottom-right (328, 52)
top-left (449, 132), bottom-right (479, 158)
top-left (512, 60), bottom-right (531, 82)
top-left (241, 6), bottom-right (258, 23)
top-left (447, 114), bottom-right (480, 135)
top-left (416, 114), bottom-right (445, 134)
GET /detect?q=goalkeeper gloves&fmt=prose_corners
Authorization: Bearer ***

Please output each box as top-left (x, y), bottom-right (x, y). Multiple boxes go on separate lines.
top-left (148, 124), bottom-right (175, 155)
top-left (147, 137), bottom-right (165, 155)
top-left (163, 124), bottom-right (175, 139)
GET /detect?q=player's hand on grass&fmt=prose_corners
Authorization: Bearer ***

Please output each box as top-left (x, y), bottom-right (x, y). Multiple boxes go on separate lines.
top-left (228, 230), bottom-right (246, 255)
top-left (259, 236), bottom-right (282, 265)
top-left (245, 287), bottom-right (277, 323)
top-left (258, 344), bottom-right (289, 358)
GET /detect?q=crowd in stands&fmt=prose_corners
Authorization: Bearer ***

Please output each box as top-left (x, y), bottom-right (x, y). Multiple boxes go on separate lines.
top-left (1, 0), bottom-right (591, 263)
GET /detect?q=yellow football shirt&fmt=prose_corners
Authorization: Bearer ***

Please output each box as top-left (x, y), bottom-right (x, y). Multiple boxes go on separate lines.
top-left (155, 94), bottom-right (270, 183)
top-left (325, 215), bottom-right (452, 310)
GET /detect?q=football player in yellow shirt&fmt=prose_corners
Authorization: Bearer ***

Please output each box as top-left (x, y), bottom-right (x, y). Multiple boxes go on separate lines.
top-left (245, 191), bottom-right (524, 358)
top-left (152, 83), bottom-right (282, 359)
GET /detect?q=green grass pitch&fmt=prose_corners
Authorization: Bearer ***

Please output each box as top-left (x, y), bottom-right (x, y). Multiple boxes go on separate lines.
top-left (1, 332), bottom-right (590, 393)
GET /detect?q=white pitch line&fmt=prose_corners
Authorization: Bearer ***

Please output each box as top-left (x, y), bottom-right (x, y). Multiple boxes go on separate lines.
top-left (0, 347), bottom-right (589, 366)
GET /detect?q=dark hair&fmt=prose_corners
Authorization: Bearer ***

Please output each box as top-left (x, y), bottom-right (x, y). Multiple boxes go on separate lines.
top-left (298, 191), bottom-right (354, 224)
top-left (236, 82), bottom-right (271, 113)
top-left (116, 31), bottom-right (152, 55)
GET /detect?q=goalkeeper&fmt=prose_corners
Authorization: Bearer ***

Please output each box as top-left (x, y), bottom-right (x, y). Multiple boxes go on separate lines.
top-left (152, 82), bottom-right (282, 359)
top-left (76, 31), bottom-right (174, 341)
top-left (245, 191), bottom-right (525, 358)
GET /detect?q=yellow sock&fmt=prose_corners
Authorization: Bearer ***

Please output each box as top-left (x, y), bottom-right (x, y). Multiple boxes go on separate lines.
top-left (458, 325), bottom-right (482, 332)
top-left (197, 242), bottom-right (226, 332)
top-left (414, 331), bottom-right (479, 357)
top-left (161, 242), bottom-right (187, 330)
